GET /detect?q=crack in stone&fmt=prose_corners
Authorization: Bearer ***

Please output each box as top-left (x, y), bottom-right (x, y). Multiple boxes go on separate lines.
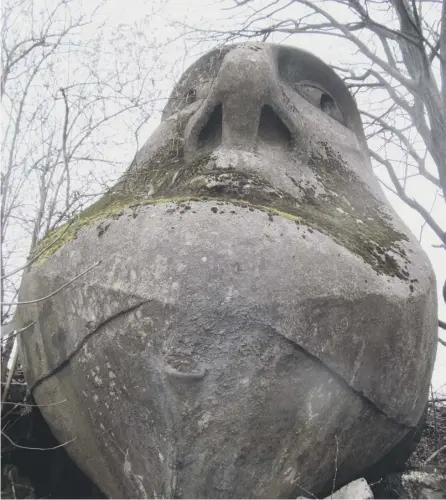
top-left (27, 300), bottom-right (150, 397)
top-left (28, 299), bottom-right (413, 432)
top-left (270, 325), bottom-right (414, 431)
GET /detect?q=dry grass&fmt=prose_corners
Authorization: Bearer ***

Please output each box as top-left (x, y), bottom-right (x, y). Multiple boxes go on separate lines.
top-left (408, 397), bottom-right (446, 474)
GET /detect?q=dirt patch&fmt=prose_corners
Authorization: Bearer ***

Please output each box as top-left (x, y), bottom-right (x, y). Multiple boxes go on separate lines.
top-left (371, 398), bottom-right (446, 498)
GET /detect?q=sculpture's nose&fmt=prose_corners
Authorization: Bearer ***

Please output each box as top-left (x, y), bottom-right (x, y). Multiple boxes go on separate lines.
top-left (215, 46), bottom-right (274, 149)
top-left (185, 44), bottom-right (295, 154)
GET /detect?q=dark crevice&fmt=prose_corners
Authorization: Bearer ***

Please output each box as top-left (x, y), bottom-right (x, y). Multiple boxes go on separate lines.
top-left (270, 325), bottom-right (414, 431)
top-left (198, 104), bottom-right (222, 151)
top-left (2, 388), bottom-right (106, 498)
top-left (257, 105), bottom-right (292, 149)
top-left (25, 295), bottom-right (412, 435)
top-left (27, 299), bottom-right (150, 397)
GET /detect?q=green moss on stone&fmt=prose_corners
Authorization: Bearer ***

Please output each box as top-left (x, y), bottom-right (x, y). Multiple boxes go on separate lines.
top-left (34, 138), bottom-right (410, 280)
top-left (33, 194), bottom-right (203, 264)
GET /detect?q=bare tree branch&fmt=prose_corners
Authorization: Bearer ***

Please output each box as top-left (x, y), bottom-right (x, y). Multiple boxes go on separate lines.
top-left (1, 341), bottom-right (19, 411)
top-left (1, 223), bottom-right (72, 280)
top-left (2, 399), bottom-right (67, 408)
top-left (1, 0), bottom-right (176, 324)
top-left (361, 110), bottom-right (441, 187)
top-left (1, 429), bottom-right (77, 451)
top-left (369, 148), bottom-right (446, 245)
top-left (1, 321), bottom-right (35, 344)
top-left (195, 0), bottom-right (445, 245)
top-left (1, 260), bottom-right (101, 306)
top-left (424, 444), bottom-right (446, 464)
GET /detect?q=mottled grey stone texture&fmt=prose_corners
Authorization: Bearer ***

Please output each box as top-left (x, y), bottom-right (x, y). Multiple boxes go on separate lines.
top-left (17, 43), bottom-right (437, 499)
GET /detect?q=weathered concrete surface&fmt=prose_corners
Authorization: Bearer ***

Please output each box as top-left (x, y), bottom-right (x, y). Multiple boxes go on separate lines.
top-left (16, 43), bottom-right (437, 498)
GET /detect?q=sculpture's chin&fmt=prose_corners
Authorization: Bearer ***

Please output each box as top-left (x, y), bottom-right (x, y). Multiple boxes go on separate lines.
top-left (18, 197), bottom-right (436, 499)
top-left (151, 333), bottom-right (405, 499)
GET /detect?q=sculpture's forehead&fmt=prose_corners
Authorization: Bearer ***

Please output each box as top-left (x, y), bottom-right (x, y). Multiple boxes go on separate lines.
top-left (162, 43), bottom-right (363, 139)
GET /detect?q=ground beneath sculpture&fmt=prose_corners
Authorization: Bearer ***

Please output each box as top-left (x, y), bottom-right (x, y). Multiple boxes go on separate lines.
top-left (1, 364), bottom-right (105, 499)
top-left (1, 363), bottom-right (445, 499)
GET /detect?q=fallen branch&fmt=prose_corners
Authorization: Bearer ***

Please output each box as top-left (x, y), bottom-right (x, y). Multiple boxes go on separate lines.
top-left (424, 444), bottom-right (446, 465)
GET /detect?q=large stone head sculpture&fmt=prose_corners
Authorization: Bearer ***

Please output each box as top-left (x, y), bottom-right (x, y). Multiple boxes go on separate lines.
top-left (17, 43), bottom-right (437, 498)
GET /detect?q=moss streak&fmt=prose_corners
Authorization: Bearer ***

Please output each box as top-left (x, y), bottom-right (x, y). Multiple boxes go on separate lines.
top-left (34, 142), bottom-right (410, 280)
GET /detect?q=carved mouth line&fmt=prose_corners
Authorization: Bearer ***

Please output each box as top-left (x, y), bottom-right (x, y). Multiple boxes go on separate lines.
top-left (164, 365), bottom-right (208, 380)
top-left (274, 326), bottom-right (414, 430)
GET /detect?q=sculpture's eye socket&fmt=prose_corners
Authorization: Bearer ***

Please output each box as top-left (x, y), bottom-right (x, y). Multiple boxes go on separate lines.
top-left (185, 88), bottom-right (197, 105)
top-left (295, 83), bottom-right (345, 125)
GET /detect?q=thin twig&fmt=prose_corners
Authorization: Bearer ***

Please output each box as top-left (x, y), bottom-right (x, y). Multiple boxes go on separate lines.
top-left (1, 398), bottom-right (67, 408)
top-left (0, 223), bottom-right (72, 280)
top-left (1, 429), bottom-right (77, 450)
top-left (1, 404), bottom-right (30, 432)
top-left (424, 444), bottom-right (446, 465)
top-left (1, 340), bottom-right (19, 411)
top-left (1, 402), bottom-right (26, 423)
top-left (2, 399), bottom-right (67, 427)
top-left (295, 482), bottom-right (318, 499)
top-left (60, 87), bottom-right (71, 214)
top-left (332, 435), bottom-right (339, 494)
top-left (1, 260), bottom-right (101, 306)
top-left (431, 385), bottom-right (439, 443)
top-left (1, 321), bottom-right (35, 344)
top-left (8, 469), bottom-right (17, 499)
